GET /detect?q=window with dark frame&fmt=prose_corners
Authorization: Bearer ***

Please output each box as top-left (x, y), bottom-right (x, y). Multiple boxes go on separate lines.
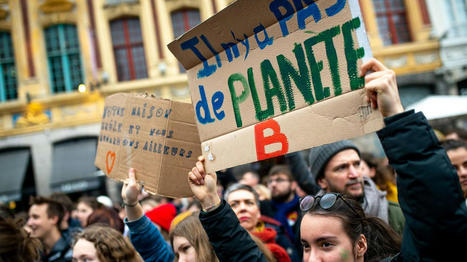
top-left (170, 9), bottom-right (201, 73)
top-left (373, 0), bottom-right (411, 45)
top-left (0, 31), bottom-right (18, 102)
top-left (45, 24), bottom-right (83, 94)
top-left (110, 17), bottom-right (148, 81)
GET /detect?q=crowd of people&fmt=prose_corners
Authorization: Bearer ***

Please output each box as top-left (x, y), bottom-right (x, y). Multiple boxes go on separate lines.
top-left (1, 58), bottom-right (466, 261)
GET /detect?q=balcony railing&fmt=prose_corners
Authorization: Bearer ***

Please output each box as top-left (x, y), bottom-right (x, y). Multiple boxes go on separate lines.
top-left (373, 40), bottom-right (441, 75)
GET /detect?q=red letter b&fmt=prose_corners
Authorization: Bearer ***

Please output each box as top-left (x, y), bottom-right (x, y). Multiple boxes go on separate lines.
top-left (255, 119), bottom-right (289, 161)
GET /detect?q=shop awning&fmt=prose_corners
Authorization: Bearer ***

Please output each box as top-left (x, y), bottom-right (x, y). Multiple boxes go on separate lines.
top-left (0, 149), bottom-right (30, 203)
top-left (407, 95), bottom-right (467, 120)
top-left (50, 138), bottom-right (101, 193)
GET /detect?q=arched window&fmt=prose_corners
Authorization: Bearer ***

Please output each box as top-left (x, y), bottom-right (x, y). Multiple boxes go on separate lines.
top-left (372, 0), bottom-right (411, 45)
top-left (171, 9), bottom-right (201, 72)
top-left (45, 24), bottom-right (84, 93)
top-left (0, 31), bottom-right (17, 101)
top-left (110, 17), bottom-right (148, 81)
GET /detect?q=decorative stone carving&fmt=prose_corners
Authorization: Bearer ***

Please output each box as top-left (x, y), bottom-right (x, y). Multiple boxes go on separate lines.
top-left (40, 0), bottom-right (74, 14)
top-left (0, 3), bottom-right (8, 20)
top-left (384, 56), bottom-right (408, 68)
top-left (414, 52), bottom-right (439, 64)
top-left (15, 102), bottom-right (50, 128)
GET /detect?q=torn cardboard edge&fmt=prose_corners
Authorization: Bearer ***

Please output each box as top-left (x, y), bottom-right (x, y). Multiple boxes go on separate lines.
top-left (168, 0), bottom-right (370, 70)
top-left (202, 88), bottom-right (383, 173)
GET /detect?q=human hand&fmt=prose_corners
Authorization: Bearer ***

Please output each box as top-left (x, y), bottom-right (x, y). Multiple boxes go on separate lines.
top-left (121, 168), bottom-right (141, 206)
top-left (360, 58), bottom-right (404, 117)
top-left (188, 156), bottom-right (220, 211)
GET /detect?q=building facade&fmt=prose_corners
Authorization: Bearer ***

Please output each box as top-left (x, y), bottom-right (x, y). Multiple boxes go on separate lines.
top-left (426, 0), bottom-right (467, 95)
top-left (0, 0), bottom-right (462, 207)
top-left (0, 0), bottom-right (232, 208)
top-left (359, 0), bottom-right (443, 107)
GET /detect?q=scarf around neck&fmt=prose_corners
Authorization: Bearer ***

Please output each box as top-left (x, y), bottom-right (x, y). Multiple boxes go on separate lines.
top-left (362, 176), bottom-right (388, 223)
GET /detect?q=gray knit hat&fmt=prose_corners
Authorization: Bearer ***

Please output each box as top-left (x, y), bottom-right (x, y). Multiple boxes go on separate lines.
top-left (309, 140), bottom-right (360, 182)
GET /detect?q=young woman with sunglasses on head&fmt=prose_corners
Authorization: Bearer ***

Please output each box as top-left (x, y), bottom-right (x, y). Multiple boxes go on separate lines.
top-left (299, 193), bottom-right (400, 261)
top-left (189, 58), bottom-right (467, 261)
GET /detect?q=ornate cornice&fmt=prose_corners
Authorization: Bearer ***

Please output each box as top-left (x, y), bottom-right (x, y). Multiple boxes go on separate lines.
top-left (40, 0), bottom-right (74, 14)
top-left (0, 7), bottom-right (7, 20)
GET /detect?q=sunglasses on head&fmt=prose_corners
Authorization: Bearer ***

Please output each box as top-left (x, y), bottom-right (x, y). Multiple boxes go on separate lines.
top-left (300, 193), bottom-right (361, 217)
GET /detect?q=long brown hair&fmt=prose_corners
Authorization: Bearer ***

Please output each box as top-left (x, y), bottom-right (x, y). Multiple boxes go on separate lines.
top-left (169, 212), bottom-right (218, 262)
top-left (73, 225), bottom-right (142, 262)
top-left (87, 207), bottom-right (124, 233)
top-left (249, 233), bottom-right (276, 262)
top-left (0, 218), bottom-right (41, 262)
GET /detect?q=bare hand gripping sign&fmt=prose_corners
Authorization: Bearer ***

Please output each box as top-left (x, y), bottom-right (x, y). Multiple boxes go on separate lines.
top-left (168, 0), bottom-right (383, 173)
top-left (95, 94), bottom-right (201, 197)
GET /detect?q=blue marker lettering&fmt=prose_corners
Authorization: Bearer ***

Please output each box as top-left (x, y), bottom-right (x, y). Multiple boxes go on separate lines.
top-left (254, 24), bottom-right (274, 49)
top-left (269, 0), bottom-right (295, 37)
top-left (325, 0), bottom-right (346, 17)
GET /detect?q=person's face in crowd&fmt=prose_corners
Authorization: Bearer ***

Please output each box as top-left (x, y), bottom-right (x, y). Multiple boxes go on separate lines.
top-left (27, 204), bottom-right (57, 239)
top-left (77, 202), bottom-right (94, 227)
top-left (173, 236), bottom-right (197, 262)
top-left (446, 147), bottom-right (467, 197)
top-left (319, 149), bottom-right (364, 199)
top-left (267, 173), bottom-right (294, 202)
top-left (300, 214), bottom-right (366, 262)
top-left (227, 189), bottom-right (261, 232)
top-left (445, 132), bottom-right (460, 140)
top-left (73, 238), bottom-right (100, 262)
top-left (360, 160), bottom-right (375, 178)
top-left (239, 172), bottom-right (260, 187)
top-left (141, 202), bottom-right (158, 214)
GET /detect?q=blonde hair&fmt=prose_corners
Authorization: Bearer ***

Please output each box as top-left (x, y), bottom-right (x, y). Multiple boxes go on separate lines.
top-left (169, 212), bottom-right (218, 262)
top-left (73, 225), bottom-right (142, 262)
top-left (254, 184), bottom-right (271, 201)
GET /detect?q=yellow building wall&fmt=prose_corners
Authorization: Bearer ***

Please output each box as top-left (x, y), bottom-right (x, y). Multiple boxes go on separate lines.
top-left (359, 0), bottom-right (440, 75)
top-left (0, 0), bottom-right (232, 137)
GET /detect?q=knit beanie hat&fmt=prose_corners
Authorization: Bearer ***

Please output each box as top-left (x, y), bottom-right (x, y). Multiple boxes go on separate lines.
top-left (145, 203), bottom-right (176, 232)
top-left (309, 140), bottom-right (360, 183)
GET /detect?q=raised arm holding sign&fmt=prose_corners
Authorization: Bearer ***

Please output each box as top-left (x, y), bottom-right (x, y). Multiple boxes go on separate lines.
top-left (189, 58), bottom-right (467, 261)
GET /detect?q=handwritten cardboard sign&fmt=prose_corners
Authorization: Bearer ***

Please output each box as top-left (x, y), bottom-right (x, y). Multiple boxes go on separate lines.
top-left (168, 0), bottom-right (383, 172)
top-left (95, 93), bottom-right (201, 197)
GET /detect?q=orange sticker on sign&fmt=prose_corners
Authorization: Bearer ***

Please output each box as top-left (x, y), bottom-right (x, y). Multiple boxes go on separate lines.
top-left (106, 151), bottom-right (116, 174)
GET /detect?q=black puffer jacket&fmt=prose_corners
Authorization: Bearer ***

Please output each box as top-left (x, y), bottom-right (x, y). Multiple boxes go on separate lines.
top-left (377, 110), bottom-right (467, 261)
top-left (199, 200), bottom-right (267, 262)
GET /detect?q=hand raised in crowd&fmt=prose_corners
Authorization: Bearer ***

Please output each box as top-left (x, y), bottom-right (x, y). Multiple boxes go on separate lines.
top-left (121, 168), bottom-right (144, 221)
top-left (188, 156), bottom-right (221, 212)
top-left (122, 168), bottom-right (142, 206)
top-left (361, 58), bottom-right (404, 118)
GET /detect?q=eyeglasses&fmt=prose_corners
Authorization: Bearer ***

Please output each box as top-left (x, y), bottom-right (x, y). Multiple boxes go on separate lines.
top-left (266, 177), bottom-right (290, 185)
top-left (300, 193), bottom-right (361, 217)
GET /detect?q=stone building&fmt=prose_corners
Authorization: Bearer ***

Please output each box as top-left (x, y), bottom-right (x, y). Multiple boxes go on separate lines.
top-left (0, 0), bottom-right (230, 208)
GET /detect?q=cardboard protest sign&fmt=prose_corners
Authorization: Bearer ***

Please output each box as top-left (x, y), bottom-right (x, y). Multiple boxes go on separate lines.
top-left (95, 93), bottom-right (201, 198)
top-left (168, 0), bottom-right (383, 172)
